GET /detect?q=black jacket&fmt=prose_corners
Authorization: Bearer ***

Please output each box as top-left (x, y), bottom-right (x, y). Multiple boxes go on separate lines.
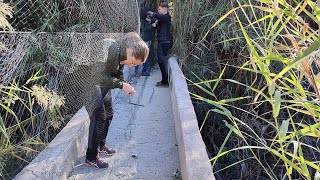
top-left (141, 18), bottom-right (154, 42)
top-left (152, 13), bottom-right (171, 42)
top-left (94, 40), bottom-right (126, 90)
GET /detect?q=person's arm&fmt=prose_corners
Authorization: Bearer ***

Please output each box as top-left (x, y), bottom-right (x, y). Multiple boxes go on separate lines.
top-left (114, 64), bottom-right (125, 81)
top-left (150, 12), bottom-right (169, 22)
top-left (99, 42), bottom-right (124, 89)
top-left (99, 72), bottom-right (124, 89)
top-left (99, 43), bottom-right (136, 95)
top-left (100, 64), bottom-right (136, 95)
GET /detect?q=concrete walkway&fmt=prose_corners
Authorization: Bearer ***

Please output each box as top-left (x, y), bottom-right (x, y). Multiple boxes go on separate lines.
top-left (68, 68), bottom-right (180, 180)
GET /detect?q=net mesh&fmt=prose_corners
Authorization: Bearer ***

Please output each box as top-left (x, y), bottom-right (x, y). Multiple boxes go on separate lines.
top-left (0, 0), bottom-right (140, 177)
top-left (7, 0), bottom-right (140, 33)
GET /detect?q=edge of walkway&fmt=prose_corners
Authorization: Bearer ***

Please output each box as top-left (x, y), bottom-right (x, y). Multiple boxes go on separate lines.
top-left (14, 107), bottom-right (90, 180)
top-left (168, 57), bottom-right (215, 180)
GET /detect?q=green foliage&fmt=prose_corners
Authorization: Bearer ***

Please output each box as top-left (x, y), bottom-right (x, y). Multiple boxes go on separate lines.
top-left (0, 71), bottom-right (65, 178)
top-left (173, 0), bottom-right (320, 179)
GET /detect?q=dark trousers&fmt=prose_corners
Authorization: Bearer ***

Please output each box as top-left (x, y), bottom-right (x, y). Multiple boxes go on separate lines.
top-left (135, 41), bottom-right (151, 73)
top-left (157, 41), bottom-right (170, 84)
top-left (86, 87), bottom-right (113, 161)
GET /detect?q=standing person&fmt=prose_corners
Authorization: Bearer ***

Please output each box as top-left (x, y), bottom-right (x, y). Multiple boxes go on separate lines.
top-left (148, 2), bottom-right (171, 87)
top-left (135, 7), bottom-right (155, 77)
top-left (85, 32), bottom-right (149, 169)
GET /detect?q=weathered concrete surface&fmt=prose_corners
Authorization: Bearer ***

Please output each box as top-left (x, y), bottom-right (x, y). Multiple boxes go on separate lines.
top-left (168, 57), bottom-right (215, 180)
top-left (14, 107), bottom-right (90, 180)
top-left (15, 56), bottom-right (212, 180)
top-left (68, 68), bottom-right (180, 179)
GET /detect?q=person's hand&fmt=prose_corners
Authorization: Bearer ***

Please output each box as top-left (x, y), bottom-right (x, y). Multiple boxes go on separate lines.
top-left (146, 17), bottom-right (151, 22)
top-left (152, 20), bottom-right (158, 27)
top-left (122, 83), bottom-right (136, 96)
top-left (129, 89), bottom-right (136, 96)
top-left (147, 11), bottom-right (154, 15)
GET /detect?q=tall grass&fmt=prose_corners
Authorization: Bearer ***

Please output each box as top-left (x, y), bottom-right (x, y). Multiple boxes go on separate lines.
top-left (0, 2), bottom-right (12, 31)
top-left (0, 2), bottom-right (12, 50)
top-left (0, 5), bottom-right (65, 176)
top-left (0, 70), bottom-right (65, 178)
top-left (173, 0), bottom-right (320, 179)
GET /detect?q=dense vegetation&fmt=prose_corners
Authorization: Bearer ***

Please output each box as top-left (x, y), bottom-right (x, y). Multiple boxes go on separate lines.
top-left (0, 2), bottom-right (68, 178)
top-left (1, 0), bottom-right (320, 179)
top-left (172, 0), bottom-right (320, 179)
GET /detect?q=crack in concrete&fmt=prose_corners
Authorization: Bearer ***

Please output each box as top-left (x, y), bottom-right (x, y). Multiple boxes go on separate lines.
top-left (28, 169), bottom-right (40, 179)
top-left (124, 75), bottom-right (147, 140)
top-left (149, 88), bottom-right (155, 103)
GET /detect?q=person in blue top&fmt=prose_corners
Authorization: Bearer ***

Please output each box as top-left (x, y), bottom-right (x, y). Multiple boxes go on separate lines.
top-left (135, 7), bottom-right (155, 76)
top-left (148, 2), bottom-right (171, 87)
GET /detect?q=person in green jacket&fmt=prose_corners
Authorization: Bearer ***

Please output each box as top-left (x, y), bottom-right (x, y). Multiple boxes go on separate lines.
top-left (85, 32), bottom-right (149, 169)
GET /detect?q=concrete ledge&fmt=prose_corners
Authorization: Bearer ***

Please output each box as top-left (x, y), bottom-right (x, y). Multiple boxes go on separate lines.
top-left (14, 107), bottom-right (90, 180)
top-left (168, 57), bottom-right (215, 180)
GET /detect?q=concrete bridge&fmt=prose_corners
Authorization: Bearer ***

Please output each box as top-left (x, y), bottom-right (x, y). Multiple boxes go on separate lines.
top-left (14, 57), bottom-right (215, 180)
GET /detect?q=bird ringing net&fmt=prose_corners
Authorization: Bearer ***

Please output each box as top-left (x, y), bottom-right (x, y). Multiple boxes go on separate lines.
top-left (0, 1), bottom-right (140, 173)
top-left (5, 0), bottom-right (140, 33)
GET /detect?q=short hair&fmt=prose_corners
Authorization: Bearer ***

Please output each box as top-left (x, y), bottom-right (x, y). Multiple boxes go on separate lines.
top-left (159, 2), bottom-right (169, 8)
top-left (120, 32), bottom-right (149, 63)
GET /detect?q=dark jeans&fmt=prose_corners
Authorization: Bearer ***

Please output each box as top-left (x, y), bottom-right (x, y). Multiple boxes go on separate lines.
top-left (135, 41), bottom-right (151, 73)
top-left (157, 41), bottom-right (170, 84)
top-left (86, 86), bottom-right (113, 161)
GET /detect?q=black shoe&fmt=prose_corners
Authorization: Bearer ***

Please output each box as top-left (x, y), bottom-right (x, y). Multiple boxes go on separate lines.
top-left (99, 146), bottom-right (116, 156)
top-left (156, 81), bottom-right (169, 87)
top-left (141, 72), bottom-right (150, 76)
top-left (85, 158), bottom-right (109, 169)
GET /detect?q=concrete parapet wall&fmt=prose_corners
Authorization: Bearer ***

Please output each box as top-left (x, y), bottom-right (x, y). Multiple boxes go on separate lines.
top-left (14, 107), bottom-right (90, 180)
top-left (168, 57), bottom-right (215, 180)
